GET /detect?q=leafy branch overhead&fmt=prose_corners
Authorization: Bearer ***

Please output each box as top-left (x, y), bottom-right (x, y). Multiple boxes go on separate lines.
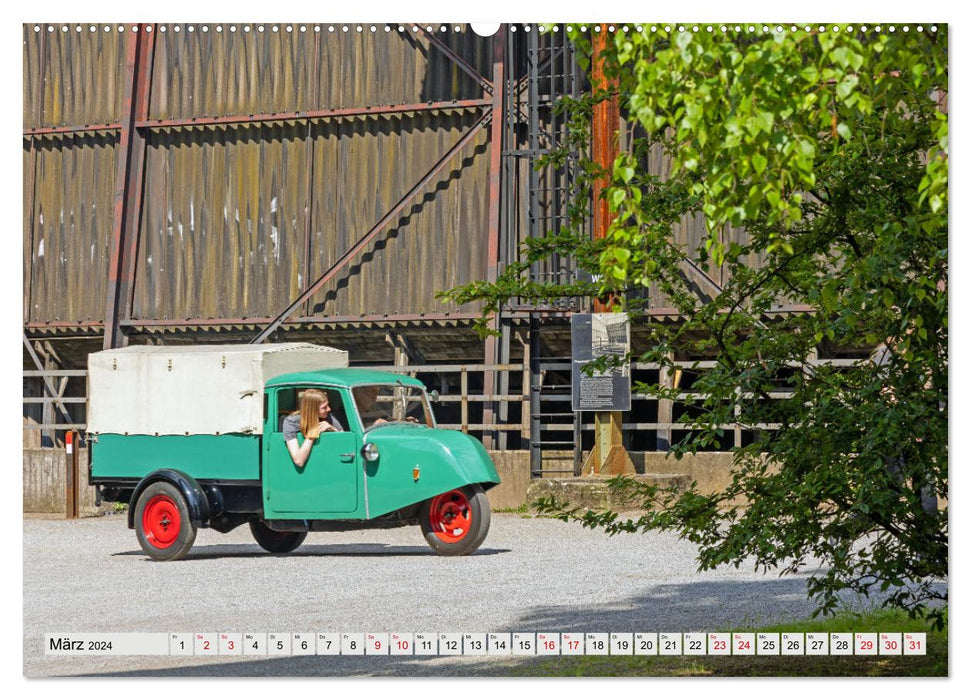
top-left (444, 24), bottom-right (948, 626)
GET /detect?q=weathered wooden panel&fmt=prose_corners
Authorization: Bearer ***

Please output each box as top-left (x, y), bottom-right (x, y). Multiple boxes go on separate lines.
top-left (308, 110), bottom-right (489, 316)
top-left (26, 133), bottom-right (117, 323)
top-left (150, 24), bottom-right (317, 119)
top-left (23, 24), bottom-right (126, 129)
top-left (22, 448), bottom-right (97, 514)
top-left (130, 111), bottom-right (489, 320)
top-left (148, 24), bottom-right (490, 118)
top-left (132, 122), bottom-right (310, 319)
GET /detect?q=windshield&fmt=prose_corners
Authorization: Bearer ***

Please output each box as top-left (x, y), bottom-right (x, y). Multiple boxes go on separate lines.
top-left (352, 384), bottom-right (435, 431)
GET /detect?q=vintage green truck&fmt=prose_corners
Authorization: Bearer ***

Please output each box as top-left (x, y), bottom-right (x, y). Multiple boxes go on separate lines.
top-left (87, 344), bottom-right (500, 561)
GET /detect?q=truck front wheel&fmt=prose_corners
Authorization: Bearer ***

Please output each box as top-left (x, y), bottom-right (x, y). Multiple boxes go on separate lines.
top-left (134, 482), bottom-right (197, 561)
top-left (420, 485), bottom-right (491, 556)
top-left (249, 520), bottom-right (308, 554)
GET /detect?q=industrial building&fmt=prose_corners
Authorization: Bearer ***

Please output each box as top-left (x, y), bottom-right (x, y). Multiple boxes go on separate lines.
top-left (23, 23), bottom-right (824, 500)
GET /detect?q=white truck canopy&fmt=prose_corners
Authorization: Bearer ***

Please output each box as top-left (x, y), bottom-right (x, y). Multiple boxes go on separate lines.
top-left (87, 343), bottom-right (348, 436)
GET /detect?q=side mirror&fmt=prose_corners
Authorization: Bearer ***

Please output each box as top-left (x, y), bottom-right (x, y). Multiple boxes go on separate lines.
top-left (361, 442), bottom-right (380, 462)
top-left (428, 390), bottom-right (440, 402)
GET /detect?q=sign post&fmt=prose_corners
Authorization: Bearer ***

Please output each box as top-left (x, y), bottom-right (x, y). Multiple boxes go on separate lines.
top-left (572, 313), bottom-right (635, 475)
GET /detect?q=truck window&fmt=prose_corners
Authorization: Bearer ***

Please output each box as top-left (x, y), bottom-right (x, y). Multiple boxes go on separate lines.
top-left (274, 387), bottom-right (349, 434)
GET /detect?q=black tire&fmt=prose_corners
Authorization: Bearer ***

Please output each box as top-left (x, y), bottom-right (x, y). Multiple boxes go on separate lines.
top-left (133, 481), bottom-right (197, 561)
top-left (249, 520), bottom-right (308, 554)
top-left (419, 485), bottom-right (491, 556)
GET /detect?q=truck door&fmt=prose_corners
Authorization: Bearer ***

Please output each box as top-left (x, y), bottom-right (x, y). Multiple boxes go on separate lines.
top-left (263, 387), bottom-right (360, 517)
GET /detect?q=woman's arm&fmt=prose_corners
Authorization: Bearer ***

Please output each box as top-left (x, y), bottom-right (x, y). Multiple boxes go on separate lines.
top-left (286, 435), bottom-right (315, 467)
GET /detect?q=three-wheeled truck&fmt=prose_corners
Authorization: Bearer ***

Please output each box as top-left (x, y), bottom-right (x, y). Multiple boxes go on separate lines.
top-left (87, 344), bottom-right (500, 560)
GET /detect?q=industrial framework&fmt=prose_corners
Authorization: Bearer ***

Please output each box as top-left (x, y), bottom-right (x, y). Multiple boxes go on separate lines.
top-left (23, 24), bottom-right (592, 460)
top-left (23, 23), bottom-right (835, 474)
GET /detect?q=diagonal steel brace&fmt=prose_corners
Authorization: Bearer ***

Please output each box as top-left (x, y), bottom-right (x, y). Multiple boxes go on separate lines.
top-left (417, 26), bottom-right (493, 95)
top-left (251, 108), bottom-right (493, 344)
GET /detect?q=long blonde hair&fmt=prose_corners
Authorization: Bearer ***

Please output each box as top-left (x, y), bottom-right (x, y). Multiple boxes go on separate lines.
top-left (298, 389), bottom-right (327, 439)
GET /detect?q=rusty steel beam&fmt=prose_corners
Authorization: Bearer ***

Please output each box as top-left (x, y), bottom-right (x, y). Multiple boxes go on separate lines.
top-left (23, 102), bottom-right (490, 138)
top-left (25, 304), bottom-right (820, 333)
top-left (66, 431), bottom-right (80, 519)
top-left (591, 24), bottom-right (620, 314)
top-left (134, 99), bottom-right (490, 130)
top-left (26, 321), bottom-right (106, 330)
top-left (302, 30), bottom-right (322, 319)
top-left (102, 28), bottom-right (141, 350)
top-left (486, 26), bottom-right (505, 290)
top-left (103, 23), bottom-right (155, 350)
top-left (123, 26), bottom-right (157, 327)
top-left (250, 109), bottom-right (493, 344)
top-left (418, 26), bottom-right (493, 95)
top-left (23, 123), bottom-right (121, 137)
top-left (25, 137), bottom-right (37, 324)
top-left (482, 26), bottom-right (507, 448)
top-left (121, 312), bottom-right (486, 327)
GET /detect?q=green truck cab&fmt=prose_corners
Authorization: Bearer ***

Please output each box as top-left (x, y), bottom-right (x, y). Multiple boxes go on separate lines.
top-left (87, 344), bottom-right (500, 561)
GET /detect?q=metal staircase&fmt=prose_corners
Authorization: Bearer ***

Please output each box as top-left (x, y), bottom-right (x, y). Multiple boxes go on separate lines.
top-left (528, 318), bottom-right (582, 477)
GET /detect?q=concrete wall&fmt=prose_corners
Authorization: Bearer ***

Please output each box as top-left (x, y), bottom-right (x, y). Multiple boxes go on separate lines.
top-left (23, 448), bottom-right (98, 514)
top-left (633, 451), bottom-right (739, 495)
top-left (487, 451), bottom-right (743, 509)
top-left (485, 451), bottom-right (532, 510)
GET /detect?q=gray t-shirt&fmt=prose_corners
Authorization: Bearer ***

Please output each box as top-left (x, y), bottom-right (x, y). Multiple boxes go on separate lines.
top-left (282, 413), bottom-right (344, 441)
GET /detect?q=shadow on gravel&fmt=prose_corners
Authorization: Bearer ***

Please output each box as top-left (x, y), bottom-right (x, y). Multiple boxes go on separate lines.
top-left (112, 544), bottom-right (512, 560)
top-left (82, 577), bottom-right (863, 678)
top-left (85, 655), bottom-right (518, 677)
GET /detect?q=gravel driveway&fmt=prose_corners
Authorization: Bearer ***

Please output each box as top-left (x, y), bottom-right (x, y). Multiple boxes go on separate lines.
top-left (24, 512), bottom-right (857, 677)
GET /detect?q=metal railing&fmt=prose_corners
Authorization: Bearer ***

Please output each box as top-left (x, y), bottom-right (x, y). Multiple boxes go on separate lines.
top-left (362, 363), bottom-right (531, 435)
top-left (23, 358), bottom-right (865, 458)
top-left (22, 370), bottom-right (88, 436)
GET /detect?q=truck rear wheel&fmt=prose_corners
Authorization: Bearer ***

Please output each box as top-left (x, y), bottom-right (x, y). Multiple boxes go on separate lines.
top-left (420, 485), bottom-right (491, 556)
top-left (249, 520), bottom-right (308, 554)
top-left (134, 482), bottom-right (197, 561)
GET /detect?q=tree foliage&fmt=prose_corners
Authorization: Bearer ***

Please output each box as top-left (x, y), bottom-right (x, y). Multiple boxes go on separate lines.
top-left (441, 24), bottom-right (947, 625)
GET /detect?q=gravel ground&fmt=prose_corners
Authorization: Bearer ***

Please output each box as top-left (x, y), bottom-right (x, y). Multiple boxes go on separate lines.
top-left (24, 512), bottom-right (863, 677)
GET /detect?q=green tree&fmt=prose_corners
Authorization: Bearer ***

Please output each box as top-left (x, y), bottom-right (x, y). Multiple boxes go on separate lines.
top-left (442, 24), bottom-right (947, 625)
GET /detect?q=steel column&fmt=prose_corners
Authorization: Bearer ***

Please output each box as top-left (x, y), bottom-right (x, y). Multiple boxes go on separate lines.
top-left (251, 109), bottom-right (493, 344)
top-left (302, 30), bottom-right (322, 318)
top-left (587, 24), bottom-right (631, 474)
top-left (104, 23), bottom-right (155, 350)
top-left (526, 28), bottom-right (541, 283)
top-left (591, 24), bottom-right (620, 313)
top-left (482, 26), bottom-right (506, 449)
top-left (25, 138), bottom-right (37, 324)
top-left (66, 431), bottom-right (80, 520)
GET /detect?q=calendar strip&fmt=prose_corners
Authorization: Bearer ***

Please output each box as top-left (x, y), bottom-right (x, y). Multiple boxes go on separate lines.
top-left (45, 632), bottom-right (927, 656)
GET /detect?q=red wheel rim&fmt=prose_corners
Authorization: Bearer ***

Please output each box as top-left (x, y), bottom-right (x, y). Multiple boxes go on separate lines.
top-left (428, 490), bottom-right (472, 543)
top-left (142, 495), bottom-right (181, 549)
